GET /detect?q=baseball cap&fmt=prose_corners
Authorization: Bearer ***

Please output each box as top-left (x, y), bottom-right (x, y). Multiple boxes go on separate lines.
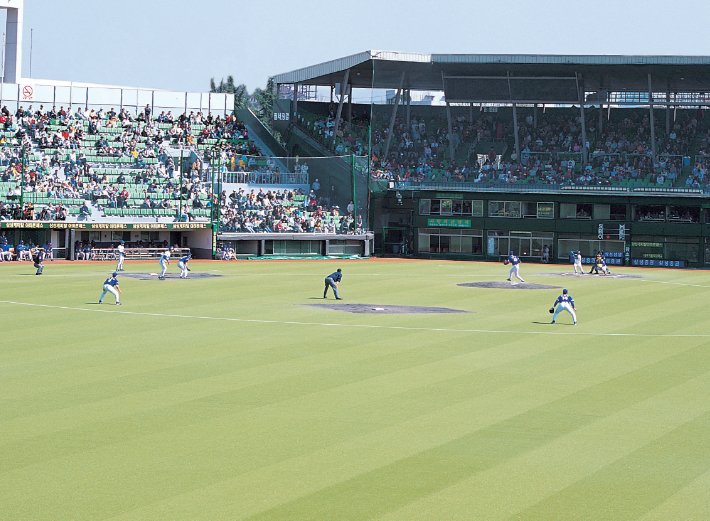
top-left (112, 272), bottom-right (118, 277)
top-left (563, 289), bottom-right (568, 294)
top-left (120, 240), bottom-right (124, 244)
top-left (510, 250), bottom-right (514, 254)
top-left (337, 268), bottom-right (342, 272)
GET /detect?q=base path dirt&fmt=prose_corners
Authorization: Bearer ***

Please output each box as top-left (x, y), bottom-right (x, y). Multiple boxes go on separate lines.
top-left (458, 281), bottom-right (562, 290)
top-left (121, 273), bottom-right (222, 280)
top-left (305, 303), bottom-right (471, 314)
top-left (541, 272), bottom-right (643, 279)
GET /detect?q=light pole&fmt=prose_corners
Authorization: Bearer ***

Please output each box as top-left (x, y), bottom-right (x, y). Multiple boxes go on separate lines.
top-left (178, 149), bottom-right (184, 220)
top-left (20, 143), bottom-right (25, 217)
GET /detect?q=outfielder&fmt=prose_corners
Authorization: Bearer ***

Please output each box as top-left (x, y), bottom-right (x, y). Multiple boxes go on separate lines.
top-left (505, 251), bottom-right (525, 282)
top-left (324, 268), bottom-right (343, 299)
top-left (550, 288), bottom-right (577, 325)
top-left (158, 248), bottom-right (172, 280)
top-left (116, 240), bottom-right (126, 271)
top-left (573, 250), bottom-right (583, 274)
top-left (99, 272), bottom-right (122, 305)
top-left (177, 251), bottom-right (192, 279)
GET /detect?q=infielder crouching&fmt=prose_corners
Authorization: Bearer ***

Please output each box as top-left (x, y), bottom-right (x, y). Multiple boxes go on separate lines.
top-left (158, 248), bottom-right (172, 280)
top-left (324, 268), bottom-right (343, 299)
top-left (551, 288), bottom-right (576, 325)
top-left (99, 272), bottom-right (122, 305)
top-left (177, 251), bottom-right (192, 279)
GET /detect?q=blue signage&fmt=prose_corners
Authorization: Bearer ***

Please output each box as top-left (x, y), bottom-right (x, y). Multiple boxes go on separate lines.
top-left (631, 259), bottom-right (686, 268)
top-left (581, 256), bottom-right (623, 265)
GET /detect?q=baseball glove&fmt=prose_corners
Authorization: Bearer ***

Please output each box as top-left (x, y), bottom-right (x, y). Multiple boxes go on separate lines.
top-left (504, 259), bottom-right (509, 265)
top-left (549, 308), bottom-right (555, 314)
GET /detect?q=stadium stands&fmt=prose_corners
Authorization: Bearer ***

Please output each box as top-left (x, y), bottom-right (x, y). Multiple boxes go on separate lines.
top-left (294, 103), bottom-right (709, 191)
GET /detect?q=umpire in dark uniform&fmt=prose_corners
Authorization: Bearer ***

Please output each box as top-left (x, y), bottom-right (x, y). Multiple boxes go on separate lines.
top-left (324, 269), bottom-right (343, 299)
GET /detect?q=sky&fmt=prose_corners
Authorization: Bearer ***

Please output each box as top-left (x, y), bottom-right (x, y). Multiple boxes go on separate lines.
top-left (10, 0), bottom-right (710, 95)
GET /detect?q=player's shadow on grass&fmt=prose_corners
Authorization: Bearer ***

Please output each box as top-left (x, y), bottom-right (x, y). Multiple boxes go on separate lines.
top-left (532, 321), bottom-right (572, 325)
top-left (306, 297), bottom-right (327, 300)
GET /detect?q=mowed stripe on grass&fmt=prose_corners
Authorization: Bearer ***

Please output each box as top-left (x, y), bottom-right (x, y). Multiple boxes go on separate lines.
top-left (1, 260), bottom-right (709, 520)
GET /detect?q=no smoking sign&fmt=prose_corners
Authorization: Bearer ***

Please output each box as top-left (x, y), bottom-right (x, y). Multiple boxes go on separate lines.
top-left (22, 85), bottom-right (34, 101)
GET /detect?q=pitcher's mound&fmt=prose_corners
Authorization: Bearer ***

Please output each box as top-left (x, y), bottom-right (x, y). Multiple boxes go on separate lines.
top-left (306, 303), bottom-right (470, 314)
top-left (458, 281), bottom-right (561, 290)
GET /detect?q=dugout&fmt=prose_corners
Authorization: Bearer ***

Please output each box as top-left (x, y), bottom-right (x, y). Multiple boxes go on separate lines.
top-left (0, 221), bottom-right (214, 260)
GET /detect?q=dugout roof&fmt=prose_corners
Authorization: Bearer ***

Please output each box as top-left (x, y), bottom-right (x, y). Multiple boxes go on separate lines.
top-left (274, 51), bottom-right (710, 104)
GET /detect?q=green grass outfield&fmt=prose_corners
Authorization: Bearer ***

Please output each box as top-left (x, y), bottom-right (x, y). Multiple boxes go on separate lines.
top-left (1, 258), bottom-right (710, 520)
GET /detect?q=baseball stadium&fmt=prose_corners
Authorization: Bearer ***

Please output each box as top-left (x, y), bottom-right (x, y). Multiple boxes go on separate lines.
top-left (2, 1), bottom-right (710, 519)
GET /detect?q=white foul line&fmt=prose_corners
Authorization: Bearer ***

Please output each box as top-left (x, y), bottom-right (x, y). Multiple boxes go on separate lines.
top-left (0, 300), bottom-right (709, 338)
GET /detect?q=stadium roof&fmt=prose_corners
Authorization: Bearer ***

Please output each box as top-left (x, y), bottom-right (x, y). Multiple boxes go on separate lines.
top-left (274, 51), bottom-right (710, 103)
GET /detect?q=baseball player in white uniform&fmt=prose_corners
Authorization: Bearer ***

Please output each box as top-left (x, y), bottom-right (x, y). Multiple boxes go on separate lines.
top-left (506, 251), bottom-right (525, 282)
top-left (573, 250), bottom-right (583, 274)
top-left (551, 289), bottom-right (577, 325)
top-left (158, 248), bottom-right (172, 280)
top-left (116, 240), bottom-right (126, 271)
top-left (99, 272), bottom-right (122, 305)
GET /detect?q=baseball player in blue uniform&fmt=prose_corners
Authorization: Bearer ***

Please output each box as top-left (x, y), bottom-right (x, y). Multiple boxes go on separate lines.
top-left (506, 251), bottom-right (525, 282)
top-left (177, 251), bottom-right (192, 279)
top-left (158, 248), bottom-right (172, 280)
top-left (44, 242), bottom-right (53, 261)
top-left (99, 272), bottom-right (122, 305)
top-left (16, 240), bottom-right (30, 261)
top-left (551, 288), bottom-right (577, 325)
top-left (0, 236), bottom-right (10, 261)
top-left (324, 268), bottom-right (343, 299)
top-left (116, 240), bottom-right (126, 271)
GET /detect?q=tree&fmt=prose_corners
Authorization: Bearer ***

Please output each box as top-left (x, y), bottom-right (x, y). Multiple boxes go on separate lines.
top-left (252, 77), bottom-right (276, 129)
top-left (211, 77), bottom-right (250, 112)
top-left (234, 84), bottom-right (248, 110)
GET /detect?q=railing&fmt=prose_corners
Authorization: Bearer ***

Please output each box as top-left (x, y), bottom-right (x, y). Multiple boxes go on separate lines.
top-left (221, 171), bottom-right (308, 185)
top-left (82, 247), bottom-right (191, 260)
top-left (387, 180), bottom-right (708, 195)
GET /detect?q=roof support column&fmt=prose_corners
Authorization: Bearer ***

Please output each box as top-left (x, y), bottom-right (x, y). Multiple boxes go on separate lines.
top-left (292, 83), bottom-right (298, 124)
top-left (469, 103), bottom-right (473, 123)
top-left (512, 103), bottom-right (520, 163)
top-left (533, 104), bottom-right (538, 128)
top-left (446, 102), bottom-right (455, 163)
top-left (347, 87), bottom-right (352, 125)
top-left (648, 73), bottom-right (656, 168)
top-left (666, 86), bottom-right (670, 134)
top-left (405, 89), bottom-right (411, 132)
top-left (383, 71), bottom-right (405, 162)
top-left (507, 72), bottom-right (520, 163)
top-left (576, 73), bottom-right (588, 166)
top-left (598, 97), bottom-right (603, 134)
top-left (331, 68), bottom-right (350, 149)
